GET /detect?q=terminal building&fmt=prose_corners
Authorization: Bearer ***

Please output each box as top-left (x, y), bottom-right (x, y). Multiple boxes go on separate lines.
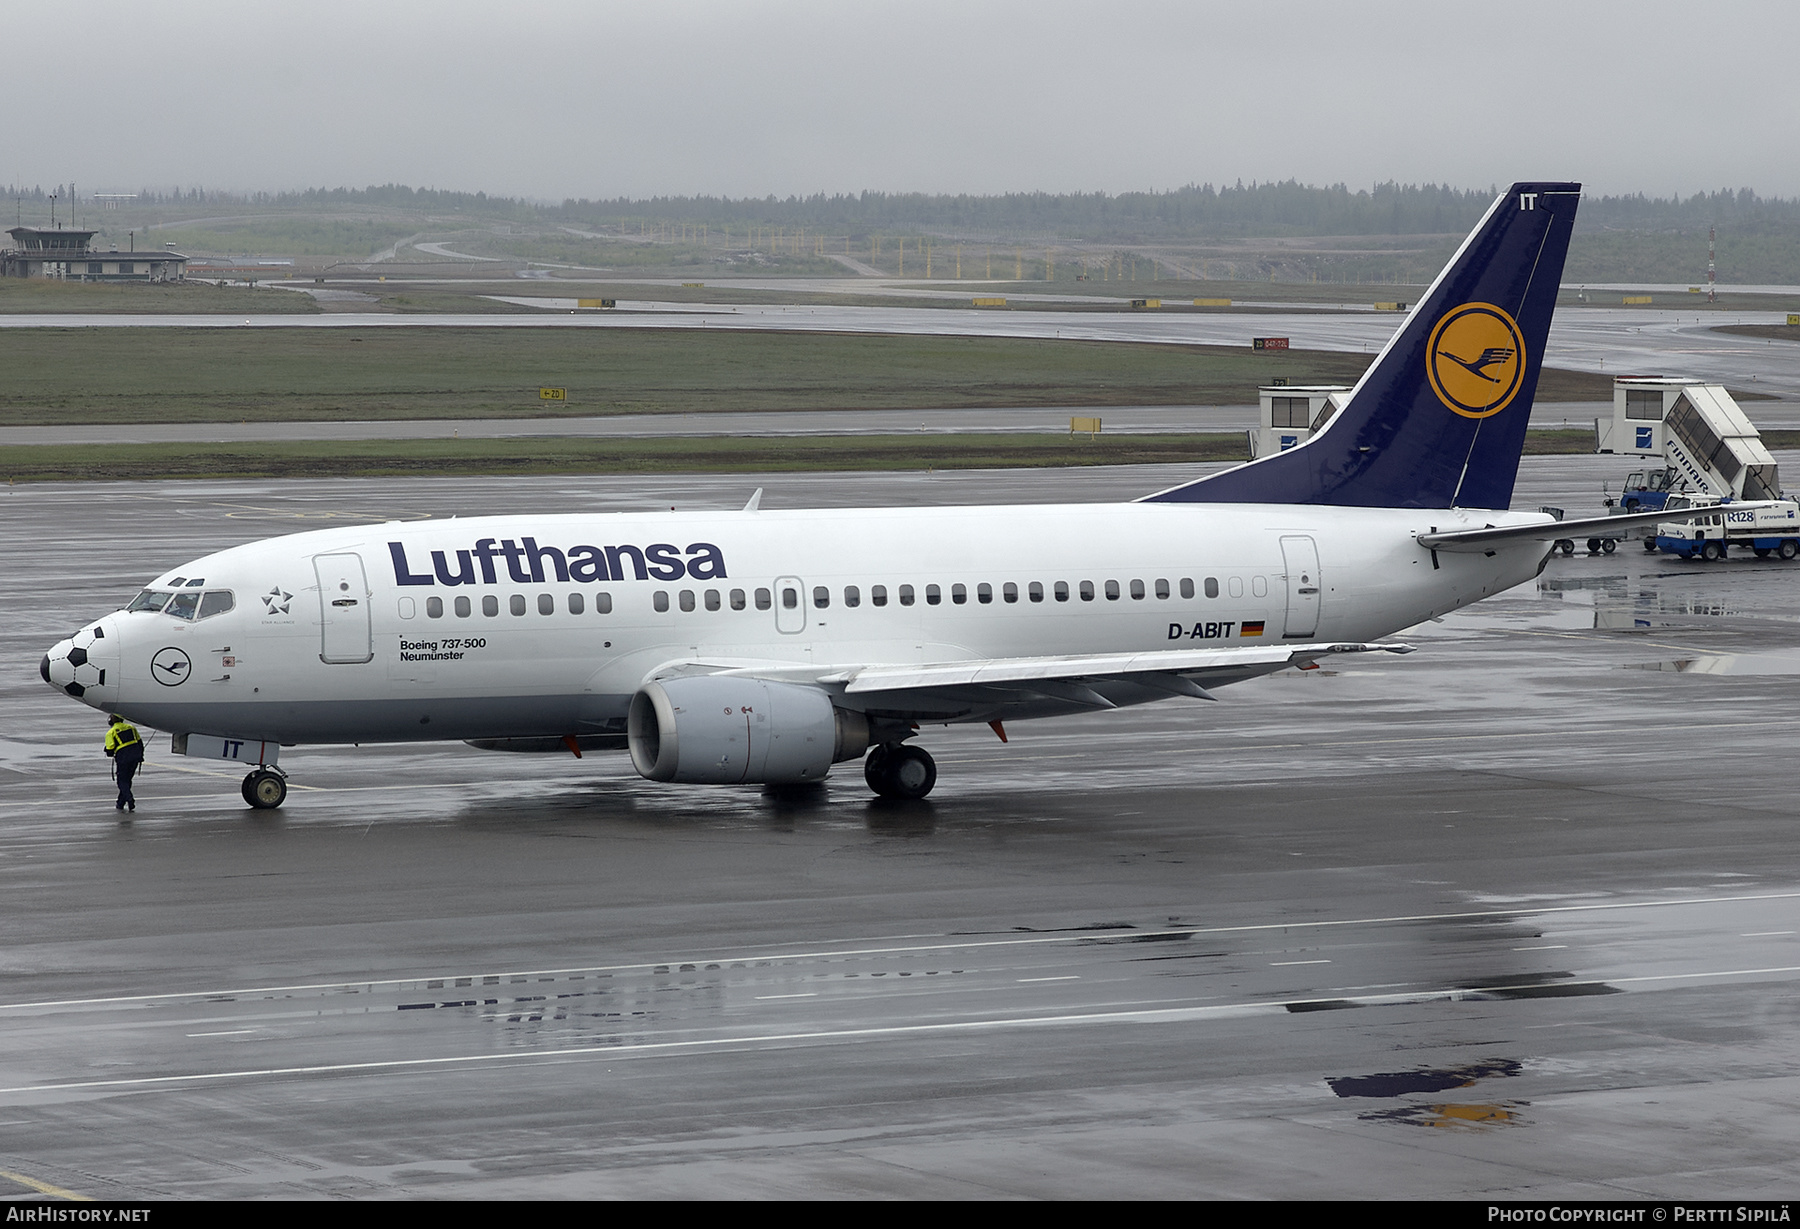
top-left (2, 227), bottom-right (188, 281)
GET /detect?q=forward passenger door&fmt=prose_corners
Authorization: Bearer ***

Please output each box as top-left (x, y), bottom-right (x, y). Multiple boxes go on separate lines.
top-left (314, 552), bottom-right (374, 664)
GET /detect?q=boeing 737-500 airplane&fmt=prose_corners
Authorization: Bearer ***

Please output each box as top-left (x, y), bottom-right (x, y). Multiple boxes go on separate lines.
top-left (43, 181), bottom-right (1686, 808)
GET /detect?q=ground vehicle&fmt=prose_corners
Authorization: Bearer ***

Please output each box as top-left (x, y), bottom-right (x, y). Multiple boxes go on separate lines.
top-left (1547, 466), bottom-right (1690, 555)
top-left (1615, 467), bottom-right (1685, 513)
top-left (1654, 495), bottom-right (1800, 560)
top-left (1545, 505), bottom-right (1628, 556)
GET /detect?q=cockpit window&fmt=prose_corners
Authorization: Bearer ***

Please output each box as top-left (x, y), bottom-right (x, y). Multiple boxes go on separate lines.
top-left (197, 591), bottom-right (235, 619)
top-left (127, 590), bottom-right (174, 613)
top-left (166, 591), bottom-right (201, 621)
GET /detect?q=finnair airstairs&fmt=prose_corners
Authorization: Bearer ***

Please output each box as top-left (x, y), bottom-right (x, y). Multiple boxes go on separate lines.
top-left (1597, 377), bottom-right (1781, 502)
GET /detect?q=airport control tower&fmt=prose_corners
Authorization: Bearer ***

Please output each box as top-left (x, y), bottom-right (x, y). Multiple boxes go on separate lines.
top-left (2, 226), bottom-right (187, 281)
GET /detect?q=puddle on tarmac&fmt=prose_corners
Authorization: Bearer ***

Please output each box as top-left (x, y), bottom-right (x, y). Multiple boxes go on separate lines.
top-left (1535, 575), bottom-right (1755, 629)
top-left (1330, 1060), bottom-right (1531, 1130)
top-left (1437, 605), bottom-right (1596, 633)
top-left (1465, 972), bottom-right (1621, 1000)
top-left (1623, 651), bottom-right (1800, 675)
top-left (1326, 1058), bottom-right (1522, 1098)
top-left (1539, 576), bottom-right (1631, 600)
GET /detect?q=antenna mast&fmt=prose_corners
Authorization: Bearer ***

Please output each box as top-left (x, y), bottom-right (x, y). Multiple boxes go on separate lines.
top-left (1707, 225), bottom-right (1717, 303)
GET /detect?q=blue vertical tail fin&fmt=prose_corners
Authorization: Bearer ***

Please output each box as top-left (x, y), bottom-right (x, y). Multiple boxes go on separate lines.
top-left (1144, 181), bottom-right (1580, 510)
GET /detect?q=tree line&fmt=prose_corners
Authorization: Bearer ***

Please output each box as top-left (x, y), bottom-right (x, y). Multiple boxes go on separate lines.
top-left (10, 180), bottom-right (1794, 241)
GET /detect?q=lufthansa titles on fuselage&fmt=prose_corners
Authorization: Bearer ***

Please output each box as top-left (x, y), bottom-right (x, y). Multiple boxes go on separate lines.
top-left (388, 538), bottom-right (726, 587)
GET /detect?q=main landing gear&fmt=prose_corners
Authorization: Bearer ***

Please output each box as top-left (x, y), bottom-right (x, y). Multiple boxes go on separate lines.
top-left (241, 767), bottom-right (287, 810)
top-left (864, 743), bottom-right (937, 800)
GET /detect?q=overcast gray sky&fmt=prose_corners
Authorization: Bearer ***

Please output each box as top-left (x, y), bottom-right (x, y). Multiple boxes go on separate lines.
top-left (14, 0), bottom-right (1799, 202)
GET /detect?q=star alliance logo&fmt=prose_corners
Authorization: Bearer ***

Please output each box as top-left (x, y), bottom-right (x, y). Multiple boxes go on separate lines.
top-left (1427, 303), bottom-right (1526, 420)
top-left (262, 587), bottom-right (293, 615)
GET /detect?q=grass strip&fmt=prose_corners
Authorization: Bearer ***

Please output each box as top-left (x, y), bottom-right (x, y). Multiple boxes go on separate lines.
top-left (0, 279), bottom-right (317, 315)
top-left (1712, 324), bottom-right (1800, 343)
top-left (0, 327), bottom-right (1618, 426)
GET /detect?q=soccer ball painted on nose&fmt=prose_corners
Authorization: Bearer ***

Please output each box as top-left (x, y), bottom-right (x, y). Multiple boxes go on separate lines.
top-left (41, 627), bottom-right (107, 698)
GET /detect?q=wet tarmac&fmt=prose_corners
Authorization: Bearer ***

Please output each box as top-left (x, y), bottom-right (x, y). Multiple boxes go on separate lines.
top-left (3, 305), bottom-right (1796, 398)
top-left (3, 459), bottom-right (1799, 1198)
top-left (0, 401), bottom-right (1649, 448)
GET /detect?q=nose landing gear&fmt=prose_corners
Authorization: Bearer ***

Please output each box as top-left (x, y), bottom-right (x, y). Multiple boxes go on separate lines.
top-left (242, 767), bottom-right (288, 810)
top-left (864, 743), bottom-right (937, 800)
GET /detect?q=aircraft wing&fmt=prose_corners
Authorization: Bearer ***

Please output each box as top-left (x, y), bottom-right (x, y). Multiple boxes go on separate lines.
top-left (825, 642), bottom-right (1411, 696)
top-left (656, 641), bottom-right (1413, 723)
top-left (1417, 504), bottom-right (1783, 552)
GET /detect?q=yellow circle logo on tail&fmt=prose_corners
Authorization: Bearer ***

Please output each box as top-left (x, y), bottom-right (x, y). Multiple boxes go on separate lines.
top-left (1427, 303), bottom-right (1526, 419)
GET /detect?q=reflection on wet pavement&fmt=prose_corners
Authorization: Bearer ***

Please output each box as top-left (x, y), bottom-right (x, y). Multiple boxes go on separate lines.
top-left (1623, 651), bottom-right (1800, 674)
top-left (1360, 1103), bottom-right (1529, 1129)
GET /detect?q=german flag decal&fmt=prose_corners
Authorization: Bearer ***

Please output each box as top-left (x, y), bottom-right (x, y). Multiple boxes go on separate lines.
top-left (1241, 621), bottom-right (1266, 637)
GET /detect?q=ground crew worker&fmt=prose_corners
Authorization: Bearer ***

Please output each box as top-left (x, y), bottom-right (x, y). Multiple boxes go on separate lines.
top-left (104, 714), bottom-right (144, 812)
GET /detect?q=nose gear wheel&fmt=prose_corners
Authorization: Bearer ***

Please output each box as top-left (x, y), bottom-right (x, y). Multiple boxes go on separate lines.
top-left (242, 769), bottom-right (287, 810)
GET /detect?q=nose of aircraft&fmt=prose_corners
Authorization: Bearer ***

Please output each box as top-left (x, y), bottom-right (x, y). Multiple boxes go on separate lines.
top-left (40, 643), bottom-right (66, 690)
top-left (42, 616), bottom-right (120, 707)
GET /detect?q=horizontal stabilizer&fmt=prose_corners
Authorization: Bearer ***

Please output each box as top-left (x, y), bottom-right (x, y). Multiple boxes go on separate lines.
top-left (1417, 504), bottom-right (1783, 552)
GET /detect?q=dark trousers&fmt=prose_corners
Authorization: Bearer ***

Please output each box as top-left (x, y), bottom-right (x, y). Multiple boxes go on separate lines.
top-left (115, 752), bottom-right (141, 808)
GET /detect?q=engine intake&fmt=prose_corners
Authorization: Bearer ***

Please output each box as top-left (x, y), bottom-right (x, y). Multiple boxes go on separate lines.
top-left (628, 677), bottom-right (870, 784)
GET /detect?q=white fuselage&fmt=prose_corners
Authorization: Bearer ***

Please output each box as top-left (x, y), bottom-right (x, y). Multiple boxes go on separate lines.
top-left (52, 500), bottom-right (1551, 746)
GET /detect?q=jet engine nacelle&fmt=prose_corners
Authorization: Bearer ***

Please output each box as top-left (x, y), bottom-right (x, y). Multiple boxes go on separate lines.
top-left (627, 676), bottom-right (871, 785)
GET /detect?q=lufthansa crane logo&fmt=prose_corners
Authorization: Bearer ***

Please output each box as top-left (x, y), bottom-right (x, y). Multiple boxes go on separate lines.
top-left (1427, 303), bottom-right (1526, 419)
top-left (151, 647), bottom-right (192, 687)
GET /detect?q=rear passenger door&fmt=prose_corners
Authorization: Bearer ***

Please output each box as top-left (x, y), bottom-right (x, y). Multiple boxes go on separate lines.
top-left (1279, 536), bottom-right (1321, 638)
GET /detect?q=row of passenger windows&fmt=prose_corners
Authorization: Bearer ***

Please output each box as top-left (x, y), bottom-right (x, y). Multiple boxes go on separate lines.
top-left (809, 577), bottom-right (1264, 606)
top-left (416, 590), bottom-right (758, 618)
top-left (422, 592), bottom-right (620, 618)
top-left (411, 576), bottom-right (1263, 619)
